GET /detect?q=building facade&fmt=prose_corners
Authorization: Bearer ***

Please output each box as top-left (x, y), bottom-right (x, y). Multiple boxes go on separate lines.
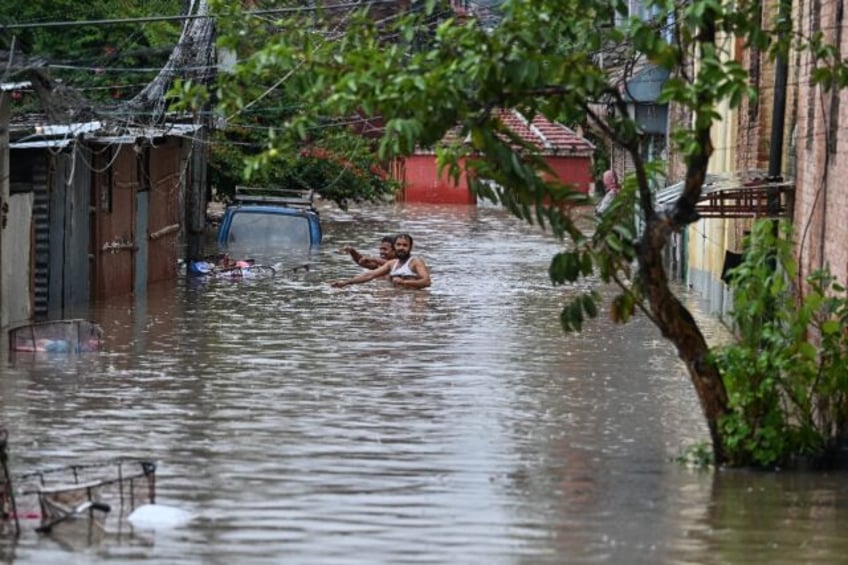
top-left (399, 110), bottom-right (595, 205)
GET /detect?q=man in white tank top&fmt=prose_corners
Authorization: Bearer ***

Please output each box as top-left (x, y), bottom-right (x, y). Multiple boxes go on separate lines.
top-left (330, 233), bottom-right (431, 289)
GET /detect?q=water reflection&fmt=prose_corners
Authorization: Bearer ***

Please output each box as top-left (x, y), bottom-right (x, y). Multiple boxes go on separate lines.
top-left (2, 203), bottom-right (848, 564)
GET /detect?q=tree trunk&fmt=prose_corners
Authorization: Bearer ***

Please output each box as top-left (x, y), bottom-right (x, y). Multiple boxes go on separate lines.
top-left (640, 217), bottom-right (730, 464)
top-left (622, 6), bottom-right (731, 465)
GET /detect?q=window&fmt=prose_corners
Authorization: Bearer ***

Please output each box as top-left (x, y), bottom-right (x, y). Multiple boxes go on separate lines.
top-left (227, 211), bottom-right (311, 247)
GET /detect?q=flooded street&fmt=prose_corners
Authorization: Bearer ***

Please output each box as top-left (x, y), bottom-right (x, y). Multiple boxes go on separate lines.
top-left (2, 203), bottom-right (848, 564)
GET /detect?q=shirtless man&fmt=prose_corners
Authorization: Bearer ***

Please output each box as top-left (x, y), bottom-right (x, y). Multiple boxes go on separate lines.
top-left (337, 235), bottom-right (396, 270)
top-left (331, 233), bottom-right (431, 289)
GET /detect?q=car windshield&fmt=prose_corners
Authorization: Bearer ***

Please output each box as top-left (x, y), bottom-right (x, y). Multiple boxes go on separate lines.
top-left (227, 211), bottom-right (311, 247)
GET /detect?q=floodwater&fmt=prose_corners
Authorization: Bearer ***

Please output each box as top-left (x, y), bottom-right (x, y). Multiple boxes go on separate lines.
top-left (2, 203), bottom-right (848, 564)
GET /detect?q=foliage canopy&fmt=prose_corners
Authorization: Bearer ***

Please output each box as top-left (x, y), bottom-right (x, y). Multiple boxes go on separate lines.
top-left (0, 0), bottom-right (182, 110)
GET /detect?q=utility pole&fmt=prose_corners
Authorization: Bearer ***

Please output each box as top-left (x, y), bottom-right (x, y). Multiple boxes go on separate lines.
top-left (0, 89), bottom-right (8, 328)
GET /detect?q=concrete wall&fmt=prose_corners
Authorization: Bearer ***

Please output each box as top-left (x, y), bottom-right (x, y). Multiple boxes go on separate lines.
top-left (688, 265), bottom-right (733, 321)
top-left (0, 93), bottom-right (31, 327)
top-left (4, 194), bottom-right (33, 326)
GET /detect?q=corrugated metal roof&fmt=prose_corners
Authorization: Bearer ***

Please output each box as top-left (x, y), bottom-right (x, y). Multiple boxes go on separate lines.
top-left (9, 121), bottom-right (202, 147)
top-left (37, 121), bottom-right (103, 137)
top-left (0, 81), bottom-right (31, 92)
top-left (10, 139), bottom-right (73, 149)
top-left (90, 123), bottom-right (203, 144)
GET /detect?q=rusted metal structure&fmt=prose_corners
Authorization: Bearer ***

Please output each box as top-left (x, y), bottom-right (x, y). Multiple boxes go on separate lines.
top-left (656, 172), bottom-right (795, 219)
top-left (4, 120), bottom-right (203, 323)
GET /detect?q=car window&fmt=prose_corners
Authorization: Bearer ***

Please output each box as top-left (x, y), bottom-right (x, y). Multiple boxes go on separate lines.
top-left (227, 211), bottom-right (311, 247)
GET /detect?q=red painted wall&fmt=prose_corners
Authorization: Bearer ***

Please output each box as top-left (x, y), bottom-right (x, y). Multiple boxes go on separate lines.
top-left (545, 156), bottom-right (593, 194)
top-left (400, 155), bottom-right (476, 205)
top-left (399, 154), bottom-right (592, 204)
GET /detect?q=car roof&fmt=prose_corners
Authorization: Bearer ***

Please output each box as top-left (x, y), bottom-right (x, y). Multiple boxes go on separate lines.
top-left (226, 205), bottom-right (317, 216)
top-left (233, 186), bottom-right (316, 209)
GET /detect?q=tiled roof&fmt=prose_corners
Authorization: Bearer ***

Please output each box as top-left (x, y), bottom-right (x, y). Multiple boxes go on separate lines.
top-left (419, 109), bottom-right (595, 157)
top-left (496, 109), bottom-right (595, 156)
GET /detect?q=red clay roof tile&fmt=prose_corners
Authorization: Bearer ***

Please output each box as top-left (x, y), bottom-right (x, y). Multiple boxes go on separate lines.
top-left (417, 109), bottom-right (594, 156)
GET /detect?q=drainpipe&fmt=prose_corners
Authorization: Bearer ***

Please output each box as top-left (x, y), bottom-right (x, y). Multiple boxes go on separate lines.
top-left (765, 0), bottom-right (790, 296)
top-left (767, 0), bottom-right (790, 213)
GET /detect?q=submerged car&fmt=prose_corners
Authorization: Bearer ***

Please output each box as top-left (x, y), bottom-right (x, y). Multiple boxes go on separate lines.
top-left (216, 186), bottom-right (323, 250)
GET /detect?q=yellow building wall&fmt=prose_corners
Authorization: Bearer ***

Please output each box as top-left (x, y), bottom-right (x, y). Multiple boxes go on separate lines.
top-left (685, 31), bottom-right (737, 313)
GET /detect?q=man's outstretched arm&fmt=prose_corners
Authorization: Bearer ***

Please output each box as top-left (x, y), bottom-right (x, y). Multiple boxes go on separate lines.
top-left (331, 261), bottom-right (394, 288)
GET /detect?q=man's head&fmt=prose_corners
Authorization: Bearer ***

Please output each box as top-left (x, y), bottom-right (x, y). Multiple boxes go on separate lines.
top-left (602, 169), bottom-right (620, 193)
top-left (379, 235), bottom-right (397, 260)
top-left (394, 233), bottom-right (413, 261)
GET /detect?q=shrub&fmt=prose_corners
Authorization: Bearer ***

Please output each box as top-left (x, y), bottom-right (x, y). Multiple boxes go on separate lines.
top-left (715, 220), bottom-right (848, 467)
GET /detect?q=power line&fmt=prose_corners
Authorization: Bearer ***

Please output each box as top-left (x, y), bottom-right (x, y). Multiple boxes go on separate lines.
top-left (0, 1), bottom-right (399, 31)
top-left (0, 13), bottom-right (199, 31)
top-left (45, 63), bottom-right (208, 74)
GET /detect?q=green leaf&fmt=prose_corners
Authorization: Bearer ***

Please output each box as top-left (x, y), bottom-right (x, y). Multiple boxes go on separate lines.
top-left (822, 320), bottom-right (840, 335)
top-left (549, 252), bottom-right (582, 284)
top-left (580, 252), bottom-right (594, 276)
top-left (560, 300), bottom-right (584, 332)
top-left (799, 341), bottom-right (818, 361)
top-left (605, 233), bottom-right (623, 253)
top-left (581, 293), bottom-right (598, 318)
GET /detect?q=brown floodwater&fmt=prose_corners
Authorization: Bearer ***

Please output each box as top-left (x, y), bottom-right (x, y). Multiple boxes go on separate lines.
top-left (1, 202), bottom-right (847, 564)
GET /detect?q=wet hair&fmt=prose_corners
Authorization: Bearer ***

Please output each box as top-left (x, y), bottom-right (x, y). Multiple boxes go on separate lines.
top-left (395, 233), bottom-right (413, 248)
top-left (381, 235), bottom-right (396, 245)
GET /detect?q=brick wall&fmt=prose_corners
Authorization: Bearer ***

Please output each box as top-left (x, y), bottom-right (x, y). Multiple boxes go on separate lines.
top-left (793, 0), bottom-right (848, 286)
